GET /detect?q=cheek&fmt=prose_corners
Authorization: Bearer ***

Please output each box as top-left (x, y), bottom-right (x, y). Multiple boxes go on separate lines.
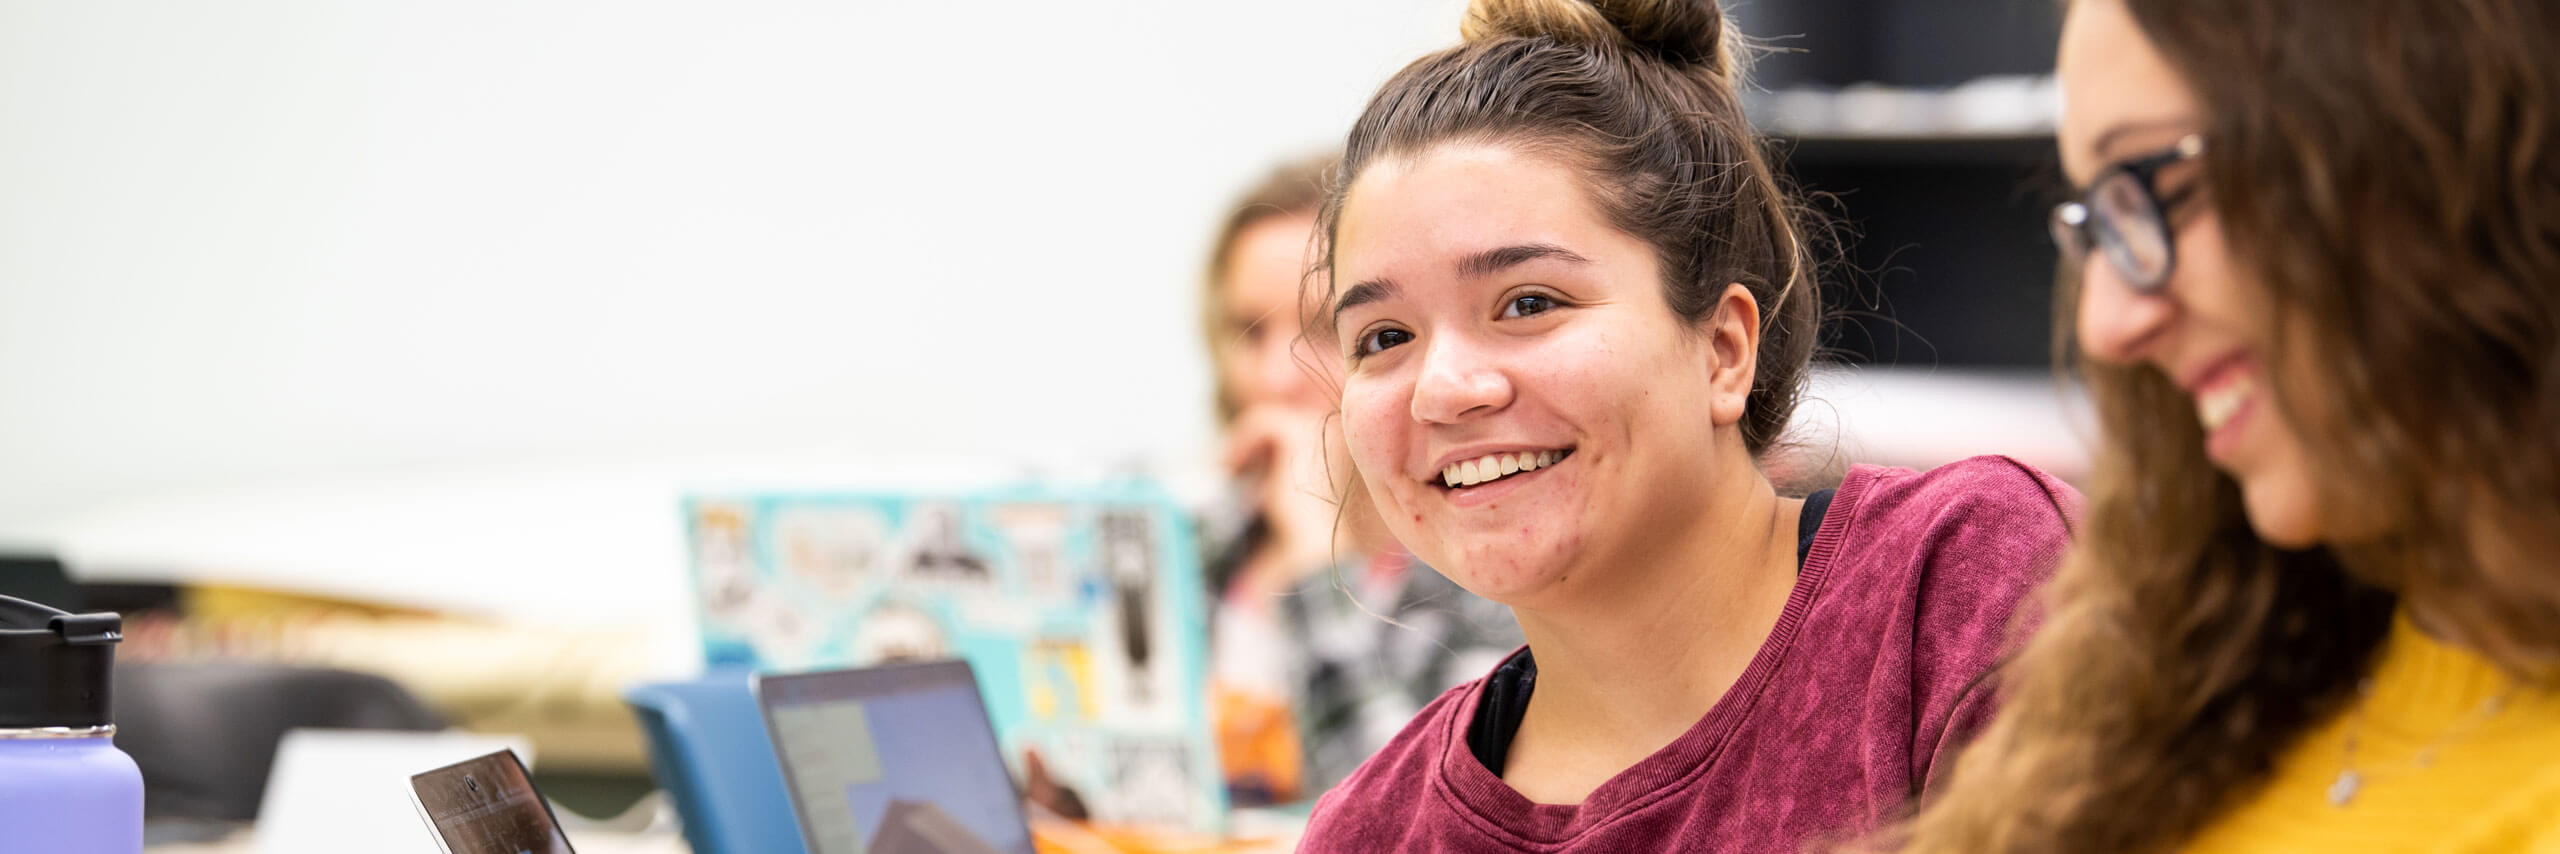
top-left (1538, 321), bottom-right (1692, 442)
top-left (1218, 353), bottom-right (1256, 395)
top-left (1338, 379), bottom-right (1407, 495)
top-left (1516, 327), bottom-right (1620, 410)
top-left (2174, 216), bottom-right (2306, 379)
top-left (2176, 220), bottom-right (2254, 321)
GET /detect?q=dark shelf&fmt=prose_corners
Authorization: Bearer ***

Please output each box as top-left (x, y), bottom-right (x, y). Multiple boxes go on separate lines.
top-left (1732, 0), bottom-right (2063, 90)
top-left (1773, 132), bottom-right (2065, 368)
top-left (1723, 0), bottom-right (2070, 368)
top-left (1772, 133), bottom-right (2057, 167)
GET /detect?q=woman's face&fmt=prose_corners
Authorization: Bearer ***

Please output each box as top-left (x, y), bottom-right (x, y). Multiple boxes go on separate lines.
top-left (1328, 143), bottom-right (1752, 604)
top-left (1216, 213), bottom-right (1331, 415)
top-left (2059, 0), bottom-right (2326, 546)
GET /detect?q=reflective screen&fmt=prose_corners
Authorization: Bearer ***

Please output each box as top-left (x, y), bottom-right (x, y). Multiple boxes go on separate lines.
top-left (762, 660), bottom-right (1033, 854)
top-left (411, 750), bottom-right (574, 854)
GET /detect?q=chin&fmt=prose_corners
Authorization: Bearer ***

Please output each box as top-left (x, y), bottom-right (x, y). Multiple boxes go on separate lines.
top-left (1420, 534), bottom-right (1581, 606)
top-left (2238, 473), bottom-right (2326, 549)
top-left (1438, 565), bottom-right (1543, 606)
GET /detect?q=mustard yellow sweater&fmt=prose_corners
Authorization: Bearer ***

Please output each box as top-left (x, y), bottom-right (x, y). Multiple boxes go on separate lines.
top-left (2186, 611), bottom-right (2560, 853)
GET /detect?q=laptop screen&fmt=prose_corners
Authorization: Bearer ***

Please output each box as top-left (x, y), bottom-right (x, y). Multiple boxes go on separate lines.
top-left (757, 660), bottom-right (1036, 854)
top-left (409, 749), bottom-right (575, 854)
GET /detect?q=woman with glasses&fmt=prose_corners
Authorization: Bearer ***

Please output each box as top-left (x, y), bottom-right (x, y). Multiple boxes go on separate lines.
top-left (1291, 0), bottom-right (2081, 849)
top-left (1898, 0), bottom-right (2560, 851)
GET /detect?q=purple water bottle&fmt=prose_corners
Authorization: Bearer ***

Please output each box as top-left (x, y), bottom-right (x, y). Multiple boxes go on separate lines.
top-left (0, 594), bottom-right (144, 854)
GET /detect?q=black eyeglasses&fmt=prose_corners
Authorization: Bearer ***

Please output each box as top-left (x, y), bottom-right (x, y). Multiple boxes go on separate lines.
top-left (2050, 134), bottom-right (2206, 293)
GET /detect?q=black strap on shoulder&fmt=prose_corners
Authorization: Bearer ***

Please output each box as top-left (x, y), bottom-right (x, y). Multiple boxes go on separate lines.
top-left (1796, 488), bottom-right (1837, 569)
top-left (1464, 488), bottom-right (1840, 776)
top-left (1467, 650), bottom-right (1538, 777)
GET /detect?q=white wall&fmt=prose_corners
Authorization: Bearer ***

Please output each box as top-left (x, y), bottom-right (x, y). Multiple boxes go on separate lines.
top-left (0, 0), bottom-right (1468, 625)
top-left (0, 1), bottom-right (2091, 635)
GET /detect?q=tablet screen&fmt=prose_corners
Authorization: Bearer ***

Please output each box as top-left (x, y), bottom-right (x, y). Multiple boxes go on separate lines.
top-left (410, 749), bottom-right (576, 854)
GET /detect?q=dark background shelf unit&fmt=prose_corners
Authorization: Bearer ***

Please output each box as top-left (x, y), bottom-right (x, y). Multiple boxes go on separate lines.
top-left (1730, 0), bottom-right (2063, 89)
top-left (1733, 1), bottom-right (2068, 368)
top-left (1776, 134), bottom-right (2064, 367)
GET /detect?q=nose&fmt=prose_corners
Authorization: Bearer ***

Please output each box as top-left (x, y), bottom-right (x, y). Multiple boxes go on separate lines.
top-left (2075, 263), bottom-right (2177, 365)
top-left (1410, 333), bottom-right (1512, 424)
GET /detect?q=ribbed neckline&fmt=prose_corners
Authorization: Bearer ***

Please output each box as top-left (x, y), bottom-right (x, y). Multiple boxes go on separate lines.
top-left (2357, 609), bottom-right (2549, 738)
top-left (1423, 465), bottom-right (1876, 848)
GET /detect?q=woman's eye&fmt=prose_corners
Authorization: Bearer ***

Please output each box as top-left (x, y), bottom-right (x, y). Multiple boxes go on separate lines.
top-left (1358, 328), bottom-right (1413, 356)
top-left (1504, 294), bottom-right (1556, 318)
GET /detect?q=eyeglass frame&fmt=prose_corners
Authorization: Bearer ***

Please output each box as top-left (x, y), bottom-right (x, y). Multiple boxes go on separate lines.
top-left (2050, 133), bottom-right (2208, 293)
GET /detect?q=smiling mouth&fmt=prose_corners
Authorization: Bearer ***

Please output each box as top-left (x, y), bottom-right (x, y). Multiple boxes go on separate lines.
top-left (1436, 448), bottom-right (1573, 489)
top-left (2196, 371), bottom-right (2255, 433)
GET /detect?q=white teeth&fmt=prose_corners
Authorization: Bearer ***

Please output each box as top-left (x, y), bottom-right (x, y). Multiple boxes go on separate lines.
top-left (1439, 449), bottom-right (1568, 488)
top-left (2197, 373), bottom-right (2255, 432)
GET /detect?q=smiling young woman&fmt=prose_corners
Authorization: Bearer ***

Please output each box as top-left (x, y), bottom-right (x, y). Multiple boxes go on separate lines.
top-left (1195, 157), bottom-right (1524, 806)
top-left (1290, 1), bottom-right (2082, 850)
top-left (1895, 0), bottom-right (2560, 851)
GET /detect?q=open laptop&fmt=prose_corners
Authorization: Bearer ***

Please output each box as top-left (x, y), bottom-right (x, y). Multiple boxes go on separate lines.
top-left (755, 659), bottom-right (1036, 854)
top-left (408, 748), bottom-right (576, 854)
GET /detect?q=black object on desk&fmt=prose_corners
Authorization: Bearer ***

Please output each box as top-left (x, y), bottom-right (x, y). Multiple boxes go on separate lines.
top-left (116, 661), bottom-right (446, 822)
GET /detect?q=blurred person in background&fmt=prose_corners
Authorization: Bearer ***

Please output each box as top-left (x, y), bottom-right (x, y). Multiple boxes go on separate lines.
top-left (1292, 0), bottom-right (2080, 849)
top-left (1898, 0), bottom-right (2560, 851)
top-left (1198, 158), bottom-right (1521, 806)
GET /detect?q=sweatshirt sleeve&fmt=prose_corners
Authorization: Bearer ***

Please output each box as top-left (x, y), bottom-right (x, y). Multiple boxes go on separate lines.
top-left (1893, 455), bottom-right (2081, 792)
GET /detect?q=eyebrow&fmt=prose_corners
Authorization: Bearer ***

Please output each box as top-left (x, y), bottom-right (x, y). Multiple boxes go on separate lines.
top-left (1460, 243), bottom-right (1591, 279)
top-left (2089, 118), bottom-right (2199, 163)
top-left (1331, 278), bottom-right (1400, 330)
top-left (1329, 243), bottom-right (1592, 329)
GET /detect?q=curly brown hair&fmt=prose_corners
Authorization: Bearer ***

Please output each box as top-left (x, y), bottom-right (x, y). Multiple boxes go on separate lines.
top-left (1897, 1), bottom-right (2560, 851)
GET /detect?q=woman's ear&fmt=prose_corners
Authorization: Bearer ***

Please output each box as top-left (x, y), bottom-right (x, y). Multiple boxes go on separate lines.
top-left (1705, 282), bottom-right (1761, 427)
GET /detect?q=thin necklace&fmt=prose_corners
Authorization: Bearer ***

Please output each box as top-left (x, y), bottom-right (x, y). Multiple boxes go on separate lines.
top-left (2328, 678), bottom-right (2519, 807)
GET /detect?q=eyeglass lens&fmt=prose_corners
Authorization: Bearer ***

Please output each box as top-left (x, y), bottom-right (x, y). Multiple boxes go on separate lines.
top-left (2090, 171), bottom-right (2170, 286)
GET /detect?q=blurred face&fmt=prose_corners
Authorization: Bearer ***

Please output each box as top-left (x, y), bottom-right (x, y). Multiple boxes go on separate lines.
top-left (1328, 143), bottom-right (1748, 604)
top-left (1216, 214), bottom-right (1331, 415)
top-left (2059, 0), bottom-right (2325, 546)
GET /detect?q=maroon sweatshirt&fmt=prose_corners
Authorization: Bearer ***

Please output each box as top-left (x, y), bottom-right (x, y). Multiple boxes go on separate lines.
top-left (1299, 456), bottom-right (2079, 852)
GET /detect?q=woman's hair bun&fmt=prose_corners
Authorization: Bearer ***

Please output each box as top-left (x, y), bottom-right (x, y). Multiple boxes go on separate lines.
top-left (1460, 0), bottom-right (1735, 78)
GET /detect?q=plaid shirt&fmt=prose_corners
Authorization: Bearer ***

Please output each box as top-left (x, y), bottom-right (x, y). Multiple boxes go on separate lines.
top-left (1283, 551), bottom-right (1523, 796)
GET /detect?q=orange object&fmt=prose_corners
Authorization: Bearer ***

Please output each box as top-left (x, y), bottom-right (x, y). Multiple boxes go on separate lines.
top-left (1212, 682), bottom-right (1304, 805)
top-left (1033, 814), bottom-right (1296, 854)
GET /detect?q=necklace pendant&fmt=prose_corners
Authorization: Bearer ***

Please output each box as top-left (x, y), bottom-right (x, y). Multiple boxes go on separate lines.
top-left (2328, 769), bottom-right (2363, 807)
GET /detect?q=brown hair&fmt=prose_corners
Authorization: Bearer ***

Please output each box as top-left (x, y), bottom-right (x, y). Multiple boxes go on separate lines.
top-left (1203, 155), bottom-right (1336, 425)
top-left (1311, 0), bottom-right (1819, 456)
top-left (1899, 0), bottom-right (2560, 850)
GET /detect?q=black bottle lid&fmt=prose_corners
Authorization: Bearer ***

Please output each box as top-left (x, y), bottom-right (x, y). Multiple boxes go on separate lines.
top-left (0, 594), bottom-right (122, 729)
